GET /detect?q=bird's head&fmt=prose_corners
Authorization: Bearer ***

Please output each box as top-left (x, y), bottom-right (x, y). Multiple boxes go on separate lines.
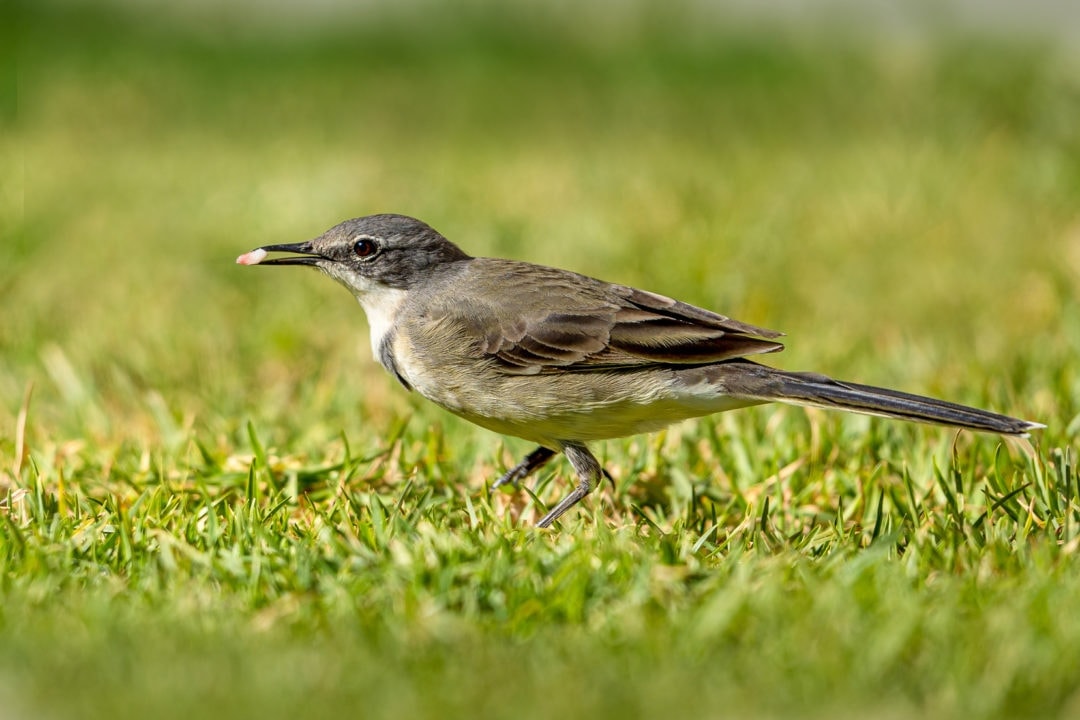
top-left (237, 214), bottom-right (470, 297)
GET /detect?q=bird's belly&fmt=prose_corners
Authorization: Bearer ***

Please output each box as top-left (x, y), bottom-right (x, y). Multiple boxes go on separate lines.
top-left (455, 393), bottom-right (757, 446)
top-left (392, 339), bottom-right (758, 446)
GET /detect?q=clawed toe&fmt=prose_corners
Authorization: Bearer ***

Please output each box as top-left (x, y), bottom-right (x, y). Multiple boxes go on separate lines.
top-left (490, 446), bottom-right (555, 494)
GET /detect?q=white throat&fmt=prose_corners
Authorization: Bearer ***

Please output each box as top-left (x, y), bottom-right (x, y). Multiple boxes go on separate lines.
top-left (356, 288), bottom-right (409, 358)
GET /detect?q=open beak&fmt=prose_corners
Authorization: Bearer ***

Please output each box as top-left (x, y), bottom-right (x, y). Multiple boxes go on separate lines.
top-left (236, 242), bottom-right (324, 267)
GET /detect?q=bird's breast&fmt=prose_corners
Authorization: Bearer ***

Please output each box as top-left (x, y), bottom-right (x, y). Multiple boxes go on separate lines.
top-left (389, 319), bottom-right (484, 411)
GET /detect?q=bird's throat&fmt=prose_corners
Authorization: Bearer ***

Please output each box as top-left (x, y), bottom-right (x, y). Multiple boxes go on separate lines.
top-left (356, 287), bottom-right (409, 372)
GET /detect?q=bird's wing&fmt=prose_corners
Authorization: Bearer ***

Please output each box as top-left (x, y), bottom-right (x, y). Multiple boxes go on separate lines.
top-left (461, 260), bottom-right (784, 375)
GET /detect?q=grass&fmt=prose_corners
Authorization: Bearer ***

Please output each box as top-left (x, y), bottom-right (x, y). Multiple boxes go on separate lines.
top-left (4, 2), bottom-right (1080, 718)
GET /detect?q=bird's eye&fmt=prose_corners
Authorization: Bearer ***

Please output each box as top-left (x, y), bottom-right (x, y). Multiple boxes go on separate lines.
top-left (353, 238), bottom-right (379, 259)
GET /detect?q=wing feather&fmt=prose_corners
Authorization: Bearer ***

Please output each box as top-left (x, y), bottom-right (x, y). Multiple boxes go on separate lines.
top-left (456, 259), bottom-right (784, 375)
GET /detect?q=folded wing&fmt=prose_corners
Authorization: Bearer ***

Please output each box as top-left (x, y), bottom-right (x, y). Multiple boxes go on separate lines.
top-left (464, 261), bottom-right (784, 375)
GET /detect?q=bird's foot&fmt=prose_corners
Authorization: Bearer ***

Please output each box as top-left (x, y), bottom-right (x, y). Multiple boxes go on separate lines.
top-left (490, 446), bottom-right (556, 493)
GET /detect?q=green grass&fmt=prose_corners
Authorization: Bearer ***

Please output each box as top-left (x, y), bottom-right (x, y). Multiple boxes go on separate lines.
top-left (4, 3), bottom-right (1080, 718)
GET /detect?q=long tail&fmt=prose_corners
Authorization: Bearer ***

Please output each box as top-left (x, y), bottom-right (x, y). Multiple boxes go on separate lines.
top-left (714, 362), bottom-right (1042, 436)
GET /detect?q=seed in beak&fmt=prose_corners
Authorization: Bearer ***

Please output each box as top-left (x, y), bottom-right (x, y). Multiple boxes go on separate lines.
top-left (236, 248), bottom-right (268, 266)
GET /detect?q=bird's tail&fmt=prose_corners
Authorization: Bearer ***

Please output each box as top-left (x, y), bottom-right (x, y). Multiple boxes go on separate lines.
top-left (713, 362), bottom-right (1041, 436)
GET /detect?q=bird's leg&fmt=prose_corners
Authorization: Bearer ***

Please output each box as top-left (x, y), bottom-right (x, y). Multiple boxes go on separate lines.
top-left (536, 442), bottom-right (603, 528)
top-left (491, 446), bottom-right (556, 492)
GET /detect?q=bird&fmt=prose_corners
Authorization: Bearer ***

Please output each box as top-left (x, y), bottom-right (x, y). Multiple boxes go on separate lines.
top-left (237, 213), bottom-right (1041, 528)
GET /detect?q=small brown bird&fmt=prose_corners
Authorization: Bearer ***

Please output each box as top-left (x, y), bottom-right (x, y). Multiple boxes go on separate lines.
top-left (238, 214), bottom-right (1041, 527)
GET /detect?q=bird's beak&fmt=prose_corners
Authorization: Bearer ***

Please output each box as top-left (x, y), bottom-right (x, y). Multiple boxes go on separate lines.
top-left (236, 242), bottom-right (324, 267)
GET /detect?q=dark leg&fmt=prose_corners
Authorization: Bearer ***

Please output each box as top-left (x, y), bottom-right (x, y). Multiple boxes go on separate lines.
top-left (490, 446), bottom-right (556, 492)
top-left (536, 442), bottom-right (603, 528)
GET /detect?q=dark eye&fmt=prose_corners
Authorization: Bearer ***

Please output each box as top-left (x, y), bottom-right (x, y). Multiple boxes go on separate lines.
top-left (353, 238), bottom-right (379, 259)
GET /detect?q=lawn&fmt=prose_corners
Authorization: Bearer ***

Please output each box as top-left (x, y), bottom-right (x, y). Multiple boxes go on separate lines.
top-left (3, 3), bottom-right (1080, 718)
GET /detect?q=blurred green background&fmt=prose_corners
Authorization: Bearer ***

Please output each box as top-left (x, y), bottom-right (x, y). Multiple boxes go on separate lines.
top-left (4, 1), bottom-right (1080, 718)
